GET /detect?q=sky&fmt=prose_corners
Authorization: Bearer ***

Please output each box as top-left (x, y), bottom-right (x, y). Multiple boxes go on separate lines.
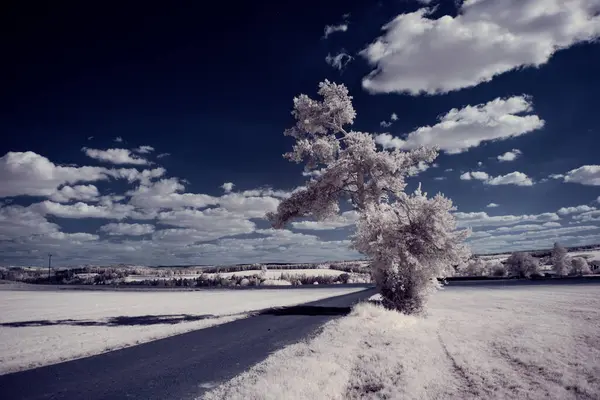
top-left (2, 0), bottom-right (600, 267)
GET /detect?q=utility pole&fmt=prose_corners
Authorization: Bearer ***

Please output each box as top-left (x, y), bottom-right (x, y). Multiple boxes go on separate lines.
top-left (48, 254), bottom-right (52, 280)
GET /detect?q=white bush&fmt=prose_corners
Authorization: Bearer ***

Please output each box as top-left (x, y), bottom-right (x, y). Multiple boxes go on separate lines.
top-left (551, 242), bottom-right (571, 276)
top-left (505, 252), bottom-right (540, 278)
top-left (267, 81), bottom-right (470, 314)
top-left (570, 257), bottom-right (591, 276)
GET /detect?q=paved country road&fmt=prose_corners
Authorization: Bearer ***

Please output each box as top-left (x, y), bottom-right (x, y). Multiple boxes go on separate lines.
top-left (0, 287), bottom-right (377, 400)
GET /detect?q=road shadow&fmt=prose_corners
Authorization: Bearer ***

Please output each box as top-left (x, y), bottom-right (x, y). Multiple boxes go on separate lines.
top-left (0, 314), bottom-right (217, 328)
top-left (258, 305), bottom-right (351, 316)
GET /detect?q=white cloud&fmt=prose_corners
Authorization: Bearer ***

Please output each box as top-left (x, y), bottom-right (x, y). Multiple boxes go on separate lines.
top-left (127, 178), bottom-right (218, 210)
top-left (360, 1), bottom-right (600, 94)
top-left (114, 137), bottom-right (123, 143)
top-left (477, 161), bottom-right (483, 167)
top-left (486, 203), bottom-right (499, 208)
top-left (0, 151), bottom-right (166, 199)
top-left (218, 193), bottom-right (280, 219)
top-left (460, 171), bottom-right (489, 181)
top-left (82, 148), bottom-right (150, 165)
top-left (50, 185), bottom-right (100, 203)
top-left (157, 208), bottom-right (256, 239)
top-left (325, 52), bottom-right (353, 70)
top-left (433, 176), bottom-right (446, 181)
top-left (390, 113), bottom-right (398, 121)
top-left (444, 168), bottom-right (453, 172)
top-left (221, 182), bottom-right (234, 193)
top-left (374, 96), bottom-right (544, 154)
top-left (557, 205), bottom-right (597, 216)
top-left (0, 205), bottom-right (59, 241)
top-left (323, 24), bottom-right (348, 38)
top-left (31, 201), bottom-right (134, 220)
top-left (100, 223), bottom-right (155, 236)
top-left (561, 165), bottom-right (600, 186)
top-left (380, 121), bottom-right (392, 128)
top-left (0, 152), bottom-right (109, 198)
top-left (407, 161), bottom-right (430, 176)
top-left (497, 149), bottom-right (522, 162)
top-left (87, 136), bottom-right (94, 141)
top-left (291, 211), bottom-right (360, 231)
top-left (133, 145), bottom-right (154, 154)
top-left (156, 153), bottom-right (170, 159)
top-left (485, 172), bottom-right (533, 186)
top-left (469, 225), bottom-right (600, 246)
top-left (454, 211), bottom-right (559, 227)
top-left (573, 210), bottom-right (600, 222)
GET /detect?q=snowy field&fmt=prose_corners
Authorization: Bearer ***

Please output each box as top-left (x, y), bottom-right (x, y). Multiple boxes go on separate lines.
top-left (0, 286), bottom-right (364, 374)
top-left (203, 284), bottom-right (600, 400)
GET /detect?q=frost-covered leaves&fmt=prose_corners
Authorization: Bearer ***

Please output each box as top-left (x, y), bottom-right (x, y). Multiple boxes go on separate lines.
top-left (506, 252), bottom-right (540, 278)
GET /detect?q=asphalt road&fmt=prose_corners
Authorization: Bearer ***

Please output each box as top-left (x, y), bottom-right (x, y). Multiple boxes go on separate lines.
top-left (0, 287), bottom-right (377, 400)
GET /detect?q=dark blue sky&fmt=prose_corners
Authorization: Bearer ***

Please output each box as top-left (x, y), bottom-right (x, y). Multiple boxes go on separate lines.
top-left (2, 0), bottom-right (600, 266)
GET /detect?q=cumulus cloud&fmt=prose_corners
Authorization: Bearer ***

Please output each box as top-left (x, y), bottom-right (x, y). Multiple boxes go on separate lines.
top-left (31, 201), bottom-right (135, 220)
top-left (454, 211), bottom-right (559, 227)
top-left (291, 211), bottom-right (360, 231)
top-left (157, 208), bottom-right (256, 239)
top-left (157, 153), bottom-right (170, 159)
top-left (114, 137), bottom-right (123, 143)
top-left (361, 0), bottom-right (600, 94)
top-left (99, 223), bottom-right (155, 236)
top-left (460, 171), bottom-right (489, 181)
top-left (380, 121), bottom-right (392, 128)
top-left (221, 182), bottom-right (234, 193)
top-left (557, 205), bottom-right (597, 216)
top-left (374, 96), bottom-right (544, 154)
top-left (133, 145), bottom-right (154, 154)
top-left (497, 149), bottom-right (522, 162)
top-left (127, 178), bottom-right (217, 210)
top-left (485, 171), bottom-right (534, 186)
top-left (561, 165), bottom-right (600, 186)
top-left (325, 51), bottom-right (353, 70)
top-left (50, 185), bottom-right (100, 203)
top-left (82, 148), bottom-right (150, 165)
top-left (323, 23), bottom-right (348, 38)
top-left (390, 113), bottom-right (398, 121)
top-left (486, 203), bottom-right (499, 208)
top-left (0, 205), bottom-right (60, 241)
top-left (1, 152), bottom-right (109, 197)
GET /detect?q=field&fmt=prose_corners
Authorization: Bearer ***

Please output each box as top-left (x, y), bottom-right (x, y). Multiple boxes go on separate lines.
top-left (0, 286), bottom-right (365, 375)
top-left (203, 284), bottom-right (600, 400)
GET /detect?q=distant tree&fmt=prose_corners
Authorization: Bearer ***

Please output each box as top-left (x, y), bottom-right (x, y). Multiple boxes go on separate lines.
top-left (570, 257), bottom-right (591, 276)
top-left (489, 262), bottom-right (507, 277)
top-left (462, 258), bottom-right (488, 276)
top-left (267, 81), bottom-right (470, 314)
top-left (505, 252), bottom-right (540, 278)
top-left (551, 242), bottom-right (571, 276)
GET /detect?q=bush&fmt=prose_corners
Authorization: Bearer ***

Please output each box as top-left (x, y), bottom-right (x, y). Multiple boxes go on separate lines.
top-left (505, 252), bottom-right (540, 278)
top-left (570, 257), bottom-right (592, 276)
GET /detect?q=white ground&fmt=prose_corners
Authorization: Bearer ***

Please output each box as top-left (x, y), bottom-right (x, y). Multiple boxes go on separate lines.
top-left (0, 286), bottom-right (364, 375)
top-left (202, 285), bottom-right (600, 400)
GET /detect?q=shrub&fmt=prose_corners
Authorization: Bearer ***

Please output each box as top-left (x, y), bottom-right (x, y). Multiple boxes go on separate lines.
top-left (505, 252), bottom-right (540, 278)
top-left (570, 257), bottom-right (591, 276)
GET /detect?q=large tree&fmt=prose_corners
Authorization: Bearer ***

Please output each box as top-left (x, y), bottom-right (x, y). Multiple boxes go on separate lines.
top-left (267, 81), bottom-right (470, 314)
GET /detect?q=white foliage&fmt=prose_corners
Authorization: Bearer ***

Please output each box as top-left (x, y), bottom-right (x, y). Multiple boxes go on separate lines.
top-left (505, 252), bottom-right (540, 278)
top-left (551, 242), bottom-right (571, 276)
top-left (268, 81), bottom-right (470, 313)
top-left (570, 257), bottom-right (591, 276)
